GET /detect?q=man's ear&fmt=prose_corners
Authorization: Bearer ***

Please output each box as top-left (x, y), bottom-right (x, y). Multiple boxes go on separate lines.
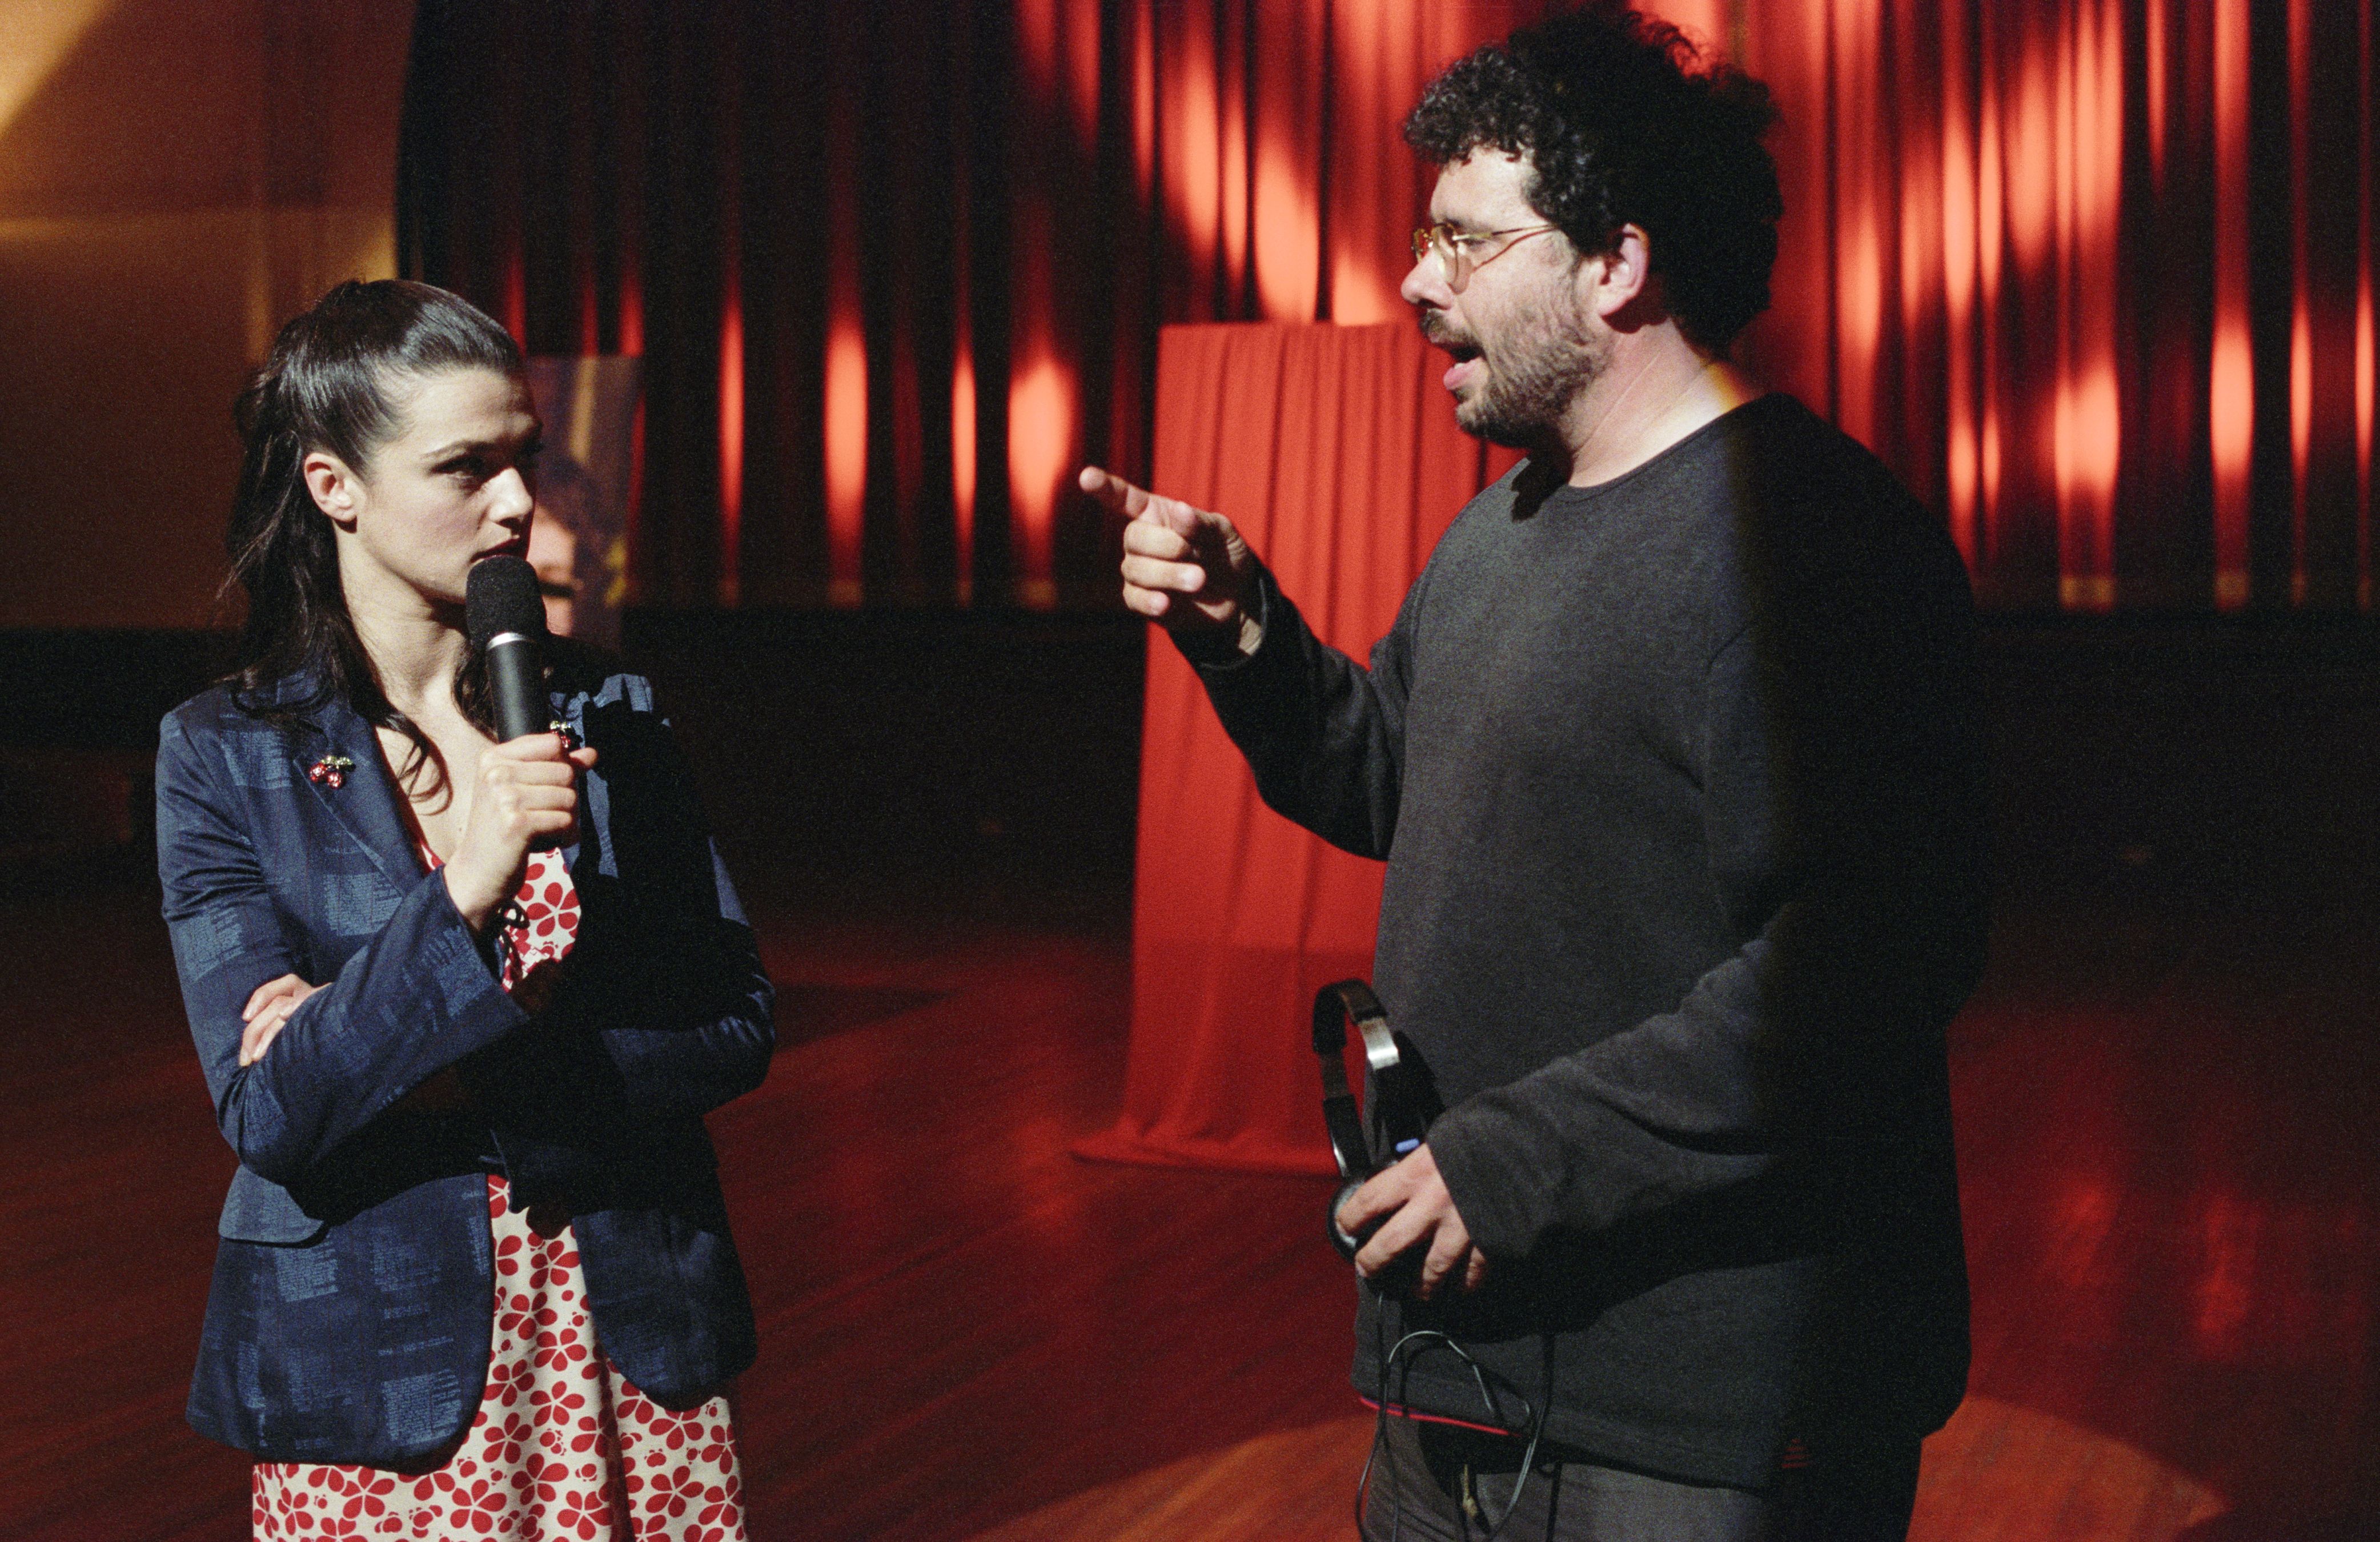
top-left (302, 451), bottom-right (363, 531)
top-left (1579, 223), bottom-right (1653, 320)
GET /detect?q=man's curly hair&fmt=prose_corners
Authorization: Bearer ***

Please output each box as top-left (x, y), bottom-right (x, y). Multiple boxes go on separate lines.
top-left (1404, 2), bottom-right (1783, 354)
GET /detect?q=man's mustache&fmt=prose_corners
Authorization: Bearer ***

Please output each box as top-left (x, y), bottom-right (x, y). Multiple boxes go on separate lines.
top-left (1418, 311), bottom-right (1478, 354)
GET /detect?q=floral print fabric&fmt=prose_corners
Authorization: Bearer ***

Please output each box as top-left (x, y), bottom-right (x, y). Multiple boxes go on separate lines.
top-left (252, 851), bottom-right (746, 1540)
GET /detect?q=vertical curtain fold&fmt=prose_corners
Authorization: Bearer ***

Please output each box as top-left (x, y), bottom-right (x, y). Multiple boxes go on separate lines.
top-left (399, 0), bottom-right (2380, 615)
top-left (398, 0), bottom-right (1543, 611)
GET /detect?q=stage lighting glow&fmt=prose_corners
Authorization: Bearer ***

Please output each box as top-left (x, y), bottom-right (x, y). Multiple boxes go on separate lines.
top-left (953, 339), bottom-right (976, 601)
top-left (0, 0), bottom-right (115, 142)
top-left (827, 316), bottom-right (867, 609)
top-left (720, 283), bottom-right (744, 608)
top-left (1252, 134), bottom-right (1318, 322)
top-left (2212, 0), bottom-right (2252, 610)
top-left (1008, 357), bottom-right (1072, 610)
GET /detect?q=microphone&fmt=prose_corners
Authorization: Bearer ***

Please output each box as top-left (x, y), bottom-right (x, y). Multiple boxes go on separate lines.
top-left (465, 555), bottom-right (552, 742)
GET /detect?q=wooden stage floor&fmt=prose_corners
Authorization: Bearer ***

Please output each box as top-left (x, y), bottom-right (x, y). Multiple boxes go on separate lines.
top-left (1, 857), bottom-right (2373, 1540)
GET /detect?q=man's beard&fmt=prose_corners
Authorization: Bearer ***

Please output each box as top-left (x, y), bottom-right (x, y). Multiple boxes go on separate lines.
top-left (1425, 305), bottom-right (1607, 450)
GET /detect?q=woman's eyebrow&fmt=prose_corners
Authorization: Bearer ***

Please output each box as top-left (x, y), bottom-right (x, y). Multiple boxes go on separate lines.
top-left (420, 431), bottom-right (538, 461)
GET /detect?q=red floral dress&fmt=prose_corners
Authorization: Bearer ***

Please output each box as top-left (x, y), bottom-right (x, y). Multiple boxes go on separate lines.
top-left (252, 849), bottom-right (748, 1541)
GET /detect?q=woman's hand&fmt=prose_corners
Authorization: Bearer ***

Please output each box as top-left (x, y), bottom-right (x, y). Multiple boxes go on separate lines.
top-left (239, 973), bottom-right (322, 1066)
top-left (442, 732), bottom-right (599, 933)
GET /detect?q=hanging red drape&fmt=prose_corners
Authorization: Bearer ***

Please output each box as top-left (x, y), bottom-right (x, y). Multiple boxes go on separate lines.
top-left (398, 1), bottom-right (2380, 616)
top-left (396, 0), bottom-right (1550, 612)
top-left (1074, 322), bottom-right (1518, 1174)
top-left (1730, 0), bottom-right (2380, 612)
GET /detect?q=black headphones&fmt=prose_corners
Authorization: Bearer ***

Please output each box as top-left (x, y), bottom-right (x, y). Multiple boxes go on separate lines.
top-left (1317, 982), bottom-right (1550, 1539)
top-left (1314, 979), bottom-right (1440, 1261)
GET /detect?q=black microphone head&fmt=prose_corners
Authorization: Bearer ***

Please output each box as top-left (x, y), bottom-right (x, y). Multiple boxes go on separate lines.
top-left (465, 555), bottom-right (547, 651)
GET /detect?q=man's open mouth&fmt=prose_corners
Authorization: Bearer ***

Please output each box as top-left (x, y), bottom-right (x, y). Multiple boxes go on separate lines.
top-left (1440, 341), bottom-right (1484, 391)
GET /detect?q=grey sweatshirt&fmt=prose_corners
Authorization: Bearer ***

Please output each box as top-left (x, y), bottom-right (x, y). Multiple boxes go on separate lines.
top-left (1188, 392), bottom-right (1988, 1487)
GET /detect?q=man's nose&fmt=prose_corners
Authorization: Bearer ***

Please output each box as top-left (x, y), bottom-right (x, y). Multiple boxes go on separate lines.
top-left (1401, 254), bottom-right (1452, 310)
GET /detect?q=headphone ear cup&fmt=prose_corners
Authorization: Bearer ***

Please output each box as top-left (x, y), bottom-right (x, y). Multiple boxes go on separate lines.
top-left (1329, 1175), bottom-right (1371, 1260)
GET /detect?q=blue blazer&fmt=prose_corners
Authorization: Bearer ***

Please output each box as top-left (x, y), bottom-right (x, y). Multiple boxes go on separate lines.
top-left (156, 652), bottom-right (774, 1467)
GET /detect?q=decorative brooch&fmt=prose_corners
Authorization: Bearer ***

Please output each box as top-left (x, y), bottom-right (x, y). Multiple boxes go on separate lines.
top-left (307, 754), bottom-right (356, 789)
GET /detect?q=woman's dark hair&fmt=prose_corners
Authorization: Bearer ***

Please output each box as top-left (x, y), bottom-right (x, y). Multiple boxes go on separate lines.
top-left (224, 278), bottom-right (525, 780)
top-left (1404, 2), bottom-right (1783, 354)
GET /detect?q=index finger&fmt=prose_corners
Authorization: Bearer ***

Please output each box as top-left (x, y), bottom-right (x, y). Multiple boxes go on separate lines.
top-left (1352, 1198), bottom-right (1431, 1280)
top-left (240, 1002), bottom-right (295, 1066)
top-left (1077, 465), bottom-right (1148, 520)
top-left (490, 756), bottom-right (580, 785)
top-left (489, 732), bottom-right (572, 765)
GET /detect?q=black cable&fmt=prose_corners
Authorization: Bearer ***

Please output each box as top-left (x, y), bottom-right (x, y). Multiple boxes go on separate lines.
top-left (1355, 1292), bottom-right (1552, 1542)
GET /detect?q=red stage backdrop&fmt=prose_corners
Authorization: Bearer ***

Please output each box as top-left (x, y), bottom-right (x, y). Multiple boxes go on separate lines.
top-left (1727, 0), bottom-right (2378, 611)
top-left (400, 0), bottom-right (1544, 612)
top-left (399, 0), bottom-right (2380, 617)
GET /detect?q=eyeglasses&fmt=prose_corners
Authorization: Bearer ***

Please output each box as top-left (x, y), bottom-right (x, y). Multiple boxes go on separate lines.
top-left (1410, 222), bottom-right (1560, 292)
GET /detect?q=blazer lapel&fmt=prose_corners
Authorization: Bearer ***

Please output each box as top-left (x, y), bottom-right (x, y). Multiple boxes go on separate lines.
top-left (294, 692), bottom-right (422, 892)
top-left (284, 676), bottom-right (588, 888)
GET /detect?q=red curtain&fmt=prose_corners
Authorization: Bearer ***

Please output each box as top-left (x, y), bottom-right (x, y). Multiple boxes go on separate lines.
top-left (398, 1), bottom-right (2380, 616)
top-left (1726, 0), bottom-right (2380, 612)
top-left (1073, 323), bottom-right (1518, 1174)
top-left (399, 0), bottom-right (1548, 613)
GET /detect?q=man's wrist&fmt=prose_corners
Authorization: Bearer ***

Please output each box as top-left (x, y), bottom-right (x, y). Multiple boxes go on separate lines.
top-left (1174, 611), bottom-right (1254, 666)
top-left (1176, 577), bottom-right (1267, 668)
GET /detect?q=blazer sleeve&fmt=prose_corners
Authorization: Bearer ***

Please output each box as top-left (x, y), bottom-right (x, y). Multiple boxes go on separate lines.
top-left (156, 709), bottom-right (528, 1187)
top-left (458, 679), bottom-right (775, 1134)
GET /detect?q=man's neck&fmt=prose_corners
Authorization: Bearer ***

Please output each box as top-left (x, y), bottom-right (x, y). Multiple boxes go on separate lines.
top-left (1546, 325), bottom-right (1755, 488)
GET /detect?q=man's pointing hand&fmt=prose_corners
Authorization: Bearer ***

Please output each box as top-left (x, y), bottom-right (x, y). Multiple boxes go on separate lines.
top-left (1085, 466), bottom-right (1261, 657)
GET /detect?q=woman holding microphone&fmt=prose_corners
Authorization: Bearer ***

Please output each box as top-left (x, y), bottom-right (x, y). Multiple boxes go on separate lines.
top-left (158, 279), bottom-right (772, 1539)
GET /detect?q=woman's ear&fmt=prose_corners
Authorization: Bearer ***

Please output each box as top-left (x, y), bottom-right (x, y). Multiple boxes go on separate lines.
top-left (302, 450), bottom-right (362, 530)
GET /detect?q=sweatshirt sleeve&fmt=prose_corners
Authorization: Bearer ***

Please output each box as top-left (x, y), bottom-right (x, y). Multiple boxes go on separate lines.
top-left (1423, 525), bottom-right (1991, 1258)
top-left (1184, 559), bottom-right (1423, 861)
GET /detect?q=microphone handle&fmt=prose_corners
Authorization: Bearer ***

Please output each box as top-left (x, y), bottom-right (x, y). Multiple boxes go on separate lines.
top-left (484, 633), bottom-right (548, 742)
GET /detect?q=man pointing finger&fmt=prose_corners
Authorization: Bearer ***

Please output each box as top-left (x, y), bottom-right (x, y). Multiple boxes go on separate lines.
top-left (1091, 6), bottom-right (1986, 1539)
